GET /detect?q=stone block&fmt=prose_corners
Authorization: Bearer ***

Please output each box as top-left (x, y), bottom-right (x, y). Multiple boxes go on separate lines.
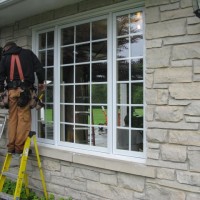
top-left (194, 60), bottom-right (200, 73)
top-left (171, 59), bottom-right (193, 67)
top-left (169, 130), bottom-right (200, 146)
top-left (188, 150), bottom-right (200, 172)
top-left (160, 2), bottom-right (179, 11)
top-left (186, 193), bottom-right (200, 200)
top-left (100, 173), bottom-right (117, 186)
top-left (146, 0), bottom-right (170, 7)
top-left (154, 67), bottom-right (192, 83)
top-left (155, 106), bottom-right (184, 122)
top-left (157, 168), bottom-right (175, 180)
top-left (169, 83), bottom-right (200, 99)
top-left (87, 180), bottom-right (134, 199)
top-left (61, 165), bottom-right (74, 179)
top-left (187, 16), bottom-right (200, 24)
top-left (146, 19), bottom-right (186, 39)
top-left (185, 102), bottom-right (200, 116)
top-left (177, 171), bottom-right (200, 186)
top-left (146, 183), bottom-right (185, 200)
top-left (43, 159), bottom-right (61, 171)
top-left (187, 24), bottom-right (200, 35)
top-left (148, 142), bottom-right (160, 149)
top-left (74, 167), bottom-right (99, 181)
top-left (146, 39), bottom-right (163, 49)
top-left (145, 73), bottom-right (154, 88)
top-left (118, 173), bottom-right (145, 192)
top-left (193, 74), bottom-right (200, 81)
top-left (169, 99), bottom-right (190, 106)
top-left (145, 106), bottom-right (155, 121)
top-left (46, 182), bottom-right (65, 195)
top-left (147, 129), bottom-right (168, 143)
top-left (164, 35), bottom-right (200, 45)
top-left (145, 7), bottom-right (160, 23)
top-left (173, 43), bottom-right (200, 60)
top-left (146, 47), bottom-right (171, 68)
top-left (146, 89), bottom-right (168, 105)
top-left (181, 0), bottom-right (192, 8)
top-left (185, 116), bottom-right (200, 122)
top-left (161, 144), bottom-right (187, 162)
top-left (161, 7), bottom-right (193, 21)
top-left (147, 149), bottom-right (160, 160)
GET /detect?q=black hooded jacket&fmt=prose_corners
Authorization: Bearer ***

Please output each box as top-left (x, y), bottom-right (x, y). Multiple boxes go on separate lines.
top-left (0, 45), bottom-right (44, 92)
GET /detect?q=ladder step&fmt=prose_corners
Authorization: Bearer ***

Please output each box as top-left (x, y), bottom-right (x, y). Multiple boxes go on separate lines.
top-left (0, 192), bottom-right (14, 200)
top-left (2, 172), bottom-right (18, 180)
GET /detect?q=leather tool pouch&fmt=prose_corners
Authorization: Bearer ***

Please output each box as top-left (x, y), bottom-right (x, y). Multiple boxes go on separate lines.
top-left (17, 89), bottom-right (31, 107)
top-left (29, 87), bottom-right (38, 109)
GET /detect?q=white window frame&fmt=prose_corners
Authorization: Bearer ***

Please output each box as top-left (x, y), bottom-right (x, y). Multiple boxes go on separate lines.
top-left (32, 0), bottom-right (146, 162)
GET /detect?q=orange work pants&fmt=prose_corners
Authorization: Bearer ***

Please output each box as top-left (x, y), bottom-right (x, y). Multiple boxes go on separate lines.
top-left (7, 88), bottom-right (31, 153)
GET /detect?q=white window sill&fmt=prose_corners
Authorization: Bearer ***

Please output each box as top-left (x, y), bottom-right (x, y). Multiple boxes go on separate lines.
top-left (37, 144), bottom-right (155, 178)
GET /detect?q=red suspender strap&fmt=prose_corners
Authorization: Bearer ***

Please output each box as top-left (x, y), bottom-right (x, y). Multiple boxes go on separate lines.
top-left (10, 55), bottom-right (24, 81)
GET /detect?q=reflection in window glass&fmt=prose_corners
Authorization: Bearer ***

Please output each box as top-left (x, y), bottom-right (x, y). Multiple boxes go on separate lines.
top-left (130, 12), bottom-right (143, 33)
top-left (76, 44), bottom-right (90, 63)
top-left (131, 83), bottom-right (143, 104)
top-left (116, 15), bottom-right (129, 36)
top-left (60, 105), bottom-right (74, 123)
top-left (47, 31), bottom-right (54, 48)
top-left (60, 124), bottom-right (74, 142)
top-left (47, 50), bottom-right (54, 66)
top-left (131, 59), bottom-right (143, 80)
top-left (92, 62), bottom-right (107, 82)
top-left (117, 83), bottom-right (129, 104)
top-left (76, 64), bottom-right (90, 83)
top-left (92, 84), bottom-right (107, 104)
top-left (75, 85), bottom-right (90, 103)
top-left (131, 130), bottom-right (143, 151)
top-left (60, 85), bottom-right (74, 103)
top-left (39, 33), bottom-right (46, 49)
top-left (75, 105), bottom-right (90, 125)
top-left (131, 107), bottom-right (143, 128)
top-left (92, 19), bottom-right (107, 40)
top-left (117, 60), bottom-right (129, 81)
top-left (61, 66), bottom-right (74, 83)
top-left (39, 51), bottom-right (45, 66)
top-left (131, 36), bottom-right (143, 57)
top-left (117, 128), bottom-right (129, 150)
top-left (92, 41), bottom-right (107, 61)
top-left (61, 27), bottom-right (74, 45)
top-left (117, 37), bottom-right (129, 58)
top-left (61, 46), bottom-right (74, 64)
top-left (45, 86), bottom-right (53, 103)
top-left (76, 23), bottom-right (90, 43)
top-left (47, 68), bottom-right (54, 83)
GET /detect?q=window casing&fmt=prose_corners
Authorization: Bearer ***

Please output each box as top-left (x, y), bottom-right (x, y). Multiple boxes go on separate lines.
top-left (35, 8), bottom-right (145, 159)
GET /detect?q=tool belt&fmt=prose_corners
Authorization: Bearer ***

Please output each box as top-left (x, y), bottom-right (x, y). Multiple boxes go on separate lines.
top-left (7, 80), bottom-right (33, 90)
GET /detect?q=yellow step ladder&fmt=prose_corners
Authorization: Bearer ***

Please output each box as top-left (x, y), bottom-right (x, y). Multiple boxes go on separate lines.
top-left (0, 131), bottom-right (48, 200)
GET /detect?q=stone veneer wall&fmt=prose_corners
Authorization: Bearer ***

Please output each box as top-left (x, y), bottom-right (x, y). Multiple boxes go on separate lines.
top-left (0, 0), bottom-right (200, 199)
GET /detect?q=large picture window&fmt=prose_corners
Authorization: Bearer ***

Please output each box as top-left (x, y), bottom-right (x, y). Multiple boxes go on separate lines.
top-left (35, 8), bottom-right (144, 158)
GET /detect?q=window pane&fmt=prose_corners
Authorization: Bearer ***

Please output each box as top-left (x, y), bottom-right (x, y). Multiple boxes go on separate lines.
top-left (45, 86), bottom-right (53, 103)
top-left (131, 35), bottom-right (143, 57)
top-left (92, 84), bottom-right (107, 104)
top-left (61, 27), bottom-right (74, 45)
top-left (117, 37), bottom-right (129, 58)
top-left (117, 60), bottom-right (129, 81)
top-left (75, 85), bottom-right (90, 103)
top-left (117, 15), bottom-right (129, 36)
top-left (60, 124), bottom-right (74, 142)
top-left (76, 44), bottom-right (90, 63)
top-left (92, 41), bottom-right (107, 61)
top-left (130, 12), bottom-right (143, 33)
top-left (60, 85), bottom-right (74, 103)
top-left (131, 130), bottom-right (143, 151)
top-left (47, 31), bottom-right (54, 48)
top-left (61, 46), bottom-right (74, 64)
top-left (131, 83), bottom-right (143, 104)
top-left (61, 66), bottom-right (74, 83)
top-left (117, 128), bottom-right (129, 150)
top-left (46, 122), bottom-right (54, 139)
top-left (76, 64), bottom-right (90, 83)
top-left (60, 105), bottom-right (74, 123)
top-left (39, 51), bottom-right (45, 66)
top-left (47, 50), bottom-right (54, 66)
top-left (75, 125), bottom-right (90, 144)
top-left (46, 68), bottom-right (53, 84)
top-left (92, 62), bottom-right (107, 82)
top-left (39, 33), bottom-right (46, 49)
top-left (38, 121), bottom-right (45, 138)
top-left (131, 59), bottom-right (143, 80)
top-left (45, 104), bottom-right (54, 122)
top-left (92, 106), bottom-right (107, 126)
top-left (131, 107), bottom-right (143, 128)
top-left (75, 105), bottom-right (90, 125)
top-left (117, 83), bottom-right (129, 104)
top-left (92, 19), bottom-right (107, 40)
top-left (76, 23), bottom-right (90, 43)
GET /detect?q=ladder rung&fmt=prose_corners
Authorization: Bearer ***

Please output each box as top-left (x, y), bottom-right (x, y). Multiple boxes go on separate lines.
top-left (74, 127), bottom-right (89, 130)
top-left (2, 172), bottom-right (18, 180)
top-left (0, 192), bottom-right (14, 200)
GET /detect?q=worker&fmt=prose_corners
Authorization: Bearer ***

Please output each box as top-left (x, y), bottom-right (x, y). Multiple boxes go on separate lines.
top-left (0, 42), bottom-right (45, 156)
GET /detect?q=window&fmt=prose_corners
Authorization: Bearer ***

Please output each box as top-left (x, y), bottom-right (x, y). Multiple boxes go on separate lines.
top-left (35, 9), bottom-right (144, 158)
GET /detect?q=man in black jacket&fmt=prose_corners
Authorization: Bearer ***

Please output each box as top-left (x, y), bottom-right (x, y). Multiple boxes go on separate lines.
top-left (0, 42), bottom-right (45, 155)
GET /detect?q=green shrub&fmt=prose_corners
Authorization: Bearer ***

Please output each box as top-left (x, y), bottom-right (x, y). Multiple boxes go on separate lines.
top-left (2, 179), bottom-right (72, 200)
